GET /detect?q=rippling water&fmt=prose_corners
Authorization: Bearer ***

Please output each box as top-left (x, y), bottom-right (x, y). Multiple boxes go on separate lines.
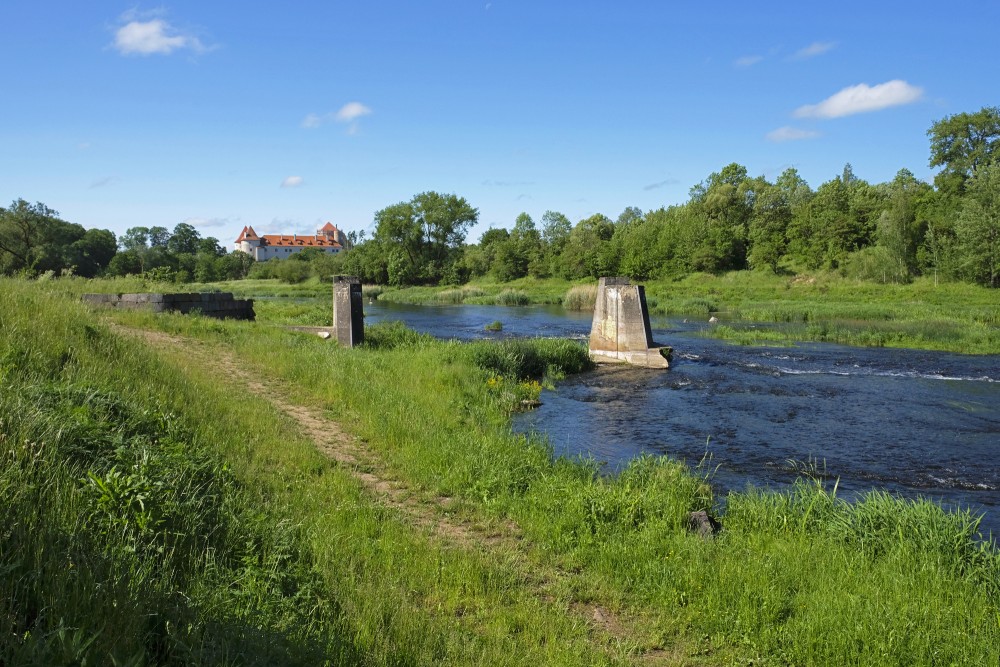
top-left (367, 301), bottom-right (1000, 535)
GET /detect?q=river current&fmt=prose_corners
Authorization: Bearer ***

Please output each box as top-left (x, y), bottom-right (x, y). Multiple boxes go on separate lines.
top-left (365, 301), bottom-right (1000, 535)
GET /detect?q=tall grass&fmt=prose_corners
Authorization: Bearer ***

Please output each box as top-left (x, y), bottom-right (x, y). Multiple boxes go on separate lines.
top-left (0, 287), bottom-right (357, 665)
top-left (494, 289), bottom-right (529, 306)
top-left (1, 280), bottom-right (619, 665)
top-left (7, 277), bottom-right (1000, 665)
top-left (562, 284), bottom-right (597, 311)
top-left (434, 286), bottom-right (486, 304)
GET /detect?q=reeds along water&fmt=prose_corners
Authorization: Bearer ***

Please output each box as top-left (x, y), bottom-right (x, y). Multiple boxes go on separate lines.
top-left (562, 284), bottom-right (597, 311)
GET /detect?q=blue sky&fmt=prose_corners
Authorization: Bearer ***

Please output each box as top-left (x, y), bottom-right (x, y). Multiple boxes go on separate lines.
top-left (2, 1), bottom-right (997, 246)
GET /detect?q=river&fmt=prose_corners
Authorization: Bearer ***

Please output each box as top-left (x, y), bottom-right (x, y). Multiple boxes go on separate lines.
top-left (365, 301), bottom-right (1000, 536)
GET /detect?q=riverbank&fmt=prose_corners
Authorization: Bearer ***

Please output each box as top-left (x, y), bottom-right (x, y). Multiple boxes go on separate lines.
top-left (3, 278), bottom-right (999, 665)
top-left (84, 272), bottom-right (1000, 354)
top-left (373, 272), bottom-right (1000, 354)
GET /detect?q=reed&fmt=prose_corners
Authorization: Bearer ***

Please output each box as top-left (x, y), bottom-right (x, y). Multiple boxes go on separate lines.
top-left (434, 287), bottom-right (466, 303)
top-left (494, 289), bottom-right (529, 306)
top-left (562, 284), bottom-right (597, 311)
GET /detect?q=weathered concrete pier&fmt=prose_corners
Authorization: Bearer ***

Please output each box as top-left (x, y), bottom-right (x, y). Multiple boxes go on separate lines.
top-left (81, 292), bottom-right (255, 320)
top-left (588, 277), bottom-right (670, 369)
top-left (286, 275), bottom-right (365, 347)
top-left (332, 275), bottom-right (364, 347)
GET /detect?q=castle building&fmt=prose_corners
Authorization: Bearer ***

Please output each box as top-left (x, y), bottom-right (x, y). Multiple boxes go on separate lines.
top-left (233, 222), bottom-right (349, 261)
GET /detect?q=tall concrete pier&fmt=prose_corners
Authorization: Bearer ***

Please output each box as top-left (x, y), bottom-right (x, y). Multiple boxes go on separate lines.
top-left (332, 275), bottom-right (364, 347)
top-left (588, 277), bottom-right (670, 369)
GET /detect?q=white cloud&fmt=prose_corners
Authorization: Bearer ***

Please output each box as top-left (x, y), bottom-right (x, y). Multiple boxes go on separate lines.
top-left (794, 80), bottom-right (923, 119)
top-left (281, 176), bottom-right (304, 188)
top-left (301, 113), bottom-right (323, 129)
top-left (182, 216), bottom-right (231, 229)
top-left (301, 102), bottom-right (373, 133)
top-left (336, 102), bottom-right (372, 122)
top-left (735, 55), bottom-right (763, 68)
top-left (261, 218), bottom-right (314, 235)
top-left (113, 16), bottom-right (206, 56)
top-left (793, 41), bottom-right (836, 59)
top-left (766, 126), bottom-right (821, 142)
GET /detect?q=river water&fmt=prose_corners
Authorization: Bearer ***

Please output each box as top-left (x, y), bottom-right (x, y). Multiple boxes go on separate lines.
top-left (366, 301), bottom-right (1000, 535)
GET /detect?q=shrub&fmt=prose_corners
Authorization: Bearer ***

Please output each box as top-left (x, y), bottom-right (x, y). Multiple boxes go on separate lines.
top-left (842, 247), bottom-right (913, 284)
top-left (271, 259), bottom-right (313, 284)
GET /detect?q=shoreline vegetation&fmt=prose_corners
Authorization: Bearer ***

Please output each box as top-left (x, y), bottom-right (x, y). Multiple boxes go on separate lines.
top-left (183, 272), bottom-right (1000, 355)
top-left (3, 277), bottom-right (999, 665)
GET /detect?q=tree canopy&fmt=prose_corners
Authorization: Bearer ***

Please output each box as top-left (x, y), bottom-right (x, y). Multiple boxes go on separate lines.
top-left (372, 192), bottom-right (478, 285)
top-left (928, 106), bottom-right (1000, 195)
top-left (0, 199), bottom-right (118, 277)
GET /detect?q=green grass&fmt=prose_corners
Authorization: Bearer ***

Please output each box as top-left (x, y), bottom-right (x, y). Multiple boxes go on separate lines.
top-left (0, 284), bottom-right (358, 665)
top-left (64, 269), bottom-right (997, 353)
top-left (190, 276), bottom-right (330, 298)
top-left (646, 272), bottom-right (1000, 353)
top-left (355, 271), bottom-right (1000, 354)
top-left (6, 276), bottom-right (1000, 665)
top-left (378, 277), bottom-right (574, 306)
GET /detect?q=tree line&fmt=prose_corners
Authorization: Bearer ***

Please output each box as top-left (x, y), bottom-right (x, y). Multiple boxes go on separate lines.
top-left (2, 106), bottom-right (997, 287)
top-left (332, 107), bottom-right (999, 288)
top-left (0, 208), bottom-right (254, 282)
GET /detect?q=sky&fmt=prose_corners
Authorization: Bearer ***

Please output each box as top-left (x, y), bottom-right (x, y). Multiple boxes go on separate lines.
top-left (2, 1), bottom-right (998, 247)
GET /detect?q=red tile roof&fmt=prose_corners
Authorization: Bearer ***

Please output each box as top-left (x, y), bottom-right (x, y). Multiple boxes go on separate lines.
top-left (235, 225), bottom-right (260, 242)
top-left (236, 224), bottom-right (343, 248)
top-left (259, 234), bottom-right (342, 248)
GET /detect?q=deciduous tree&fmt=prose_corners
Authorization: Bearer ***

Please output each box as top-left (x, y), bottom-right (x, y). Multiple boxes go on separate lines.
top-left (373, 192), bottom-right (478, 284)
top-left (0, 199), bottom-right (116, 276)
top-left (956, 162), bottom-right (1000, 287)
top-left (928, 106), bottom-right (1000, 195)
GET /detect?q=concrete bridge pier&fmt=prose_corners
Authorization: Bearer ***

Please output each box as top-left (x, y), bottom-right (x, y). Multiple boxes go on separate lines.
top-left (332, 275), bottom-right (364, 347)
top-left (588, 277), bottom-right (671, 369)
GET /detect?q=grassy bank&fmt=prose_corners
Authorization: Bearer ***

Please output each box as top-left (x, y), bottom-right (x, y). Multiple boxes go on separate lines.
top-left (642, 272), bottom-right (1000, 353)
top-left (5, 278), bottom-right (998, 664)
top-left (0, 282), bottom-right (358, 664)
top-left (48, 269), bottom-right (1000, 352)
top-left (59, 270), bottom-right (1000, 353)
top-left (1, 280), bottom-right (628, 665)
top-left (375, 278), bottom-right (574, 308)
top-left (376, 272), bottom-right (1000, 354)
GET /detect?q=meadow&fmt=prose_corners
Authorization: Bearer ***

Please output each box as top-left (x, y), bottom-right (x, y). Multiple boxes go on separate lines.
top-left (2, 277), bottom-right (999, 665)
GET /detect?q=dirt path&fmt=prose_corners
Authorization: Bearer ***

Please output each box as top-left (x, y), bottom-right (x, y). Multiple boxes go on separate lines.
top-left (119, 325), bottom-right (513, 547)
top-left (115, 324), bottom-right (685, 665)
